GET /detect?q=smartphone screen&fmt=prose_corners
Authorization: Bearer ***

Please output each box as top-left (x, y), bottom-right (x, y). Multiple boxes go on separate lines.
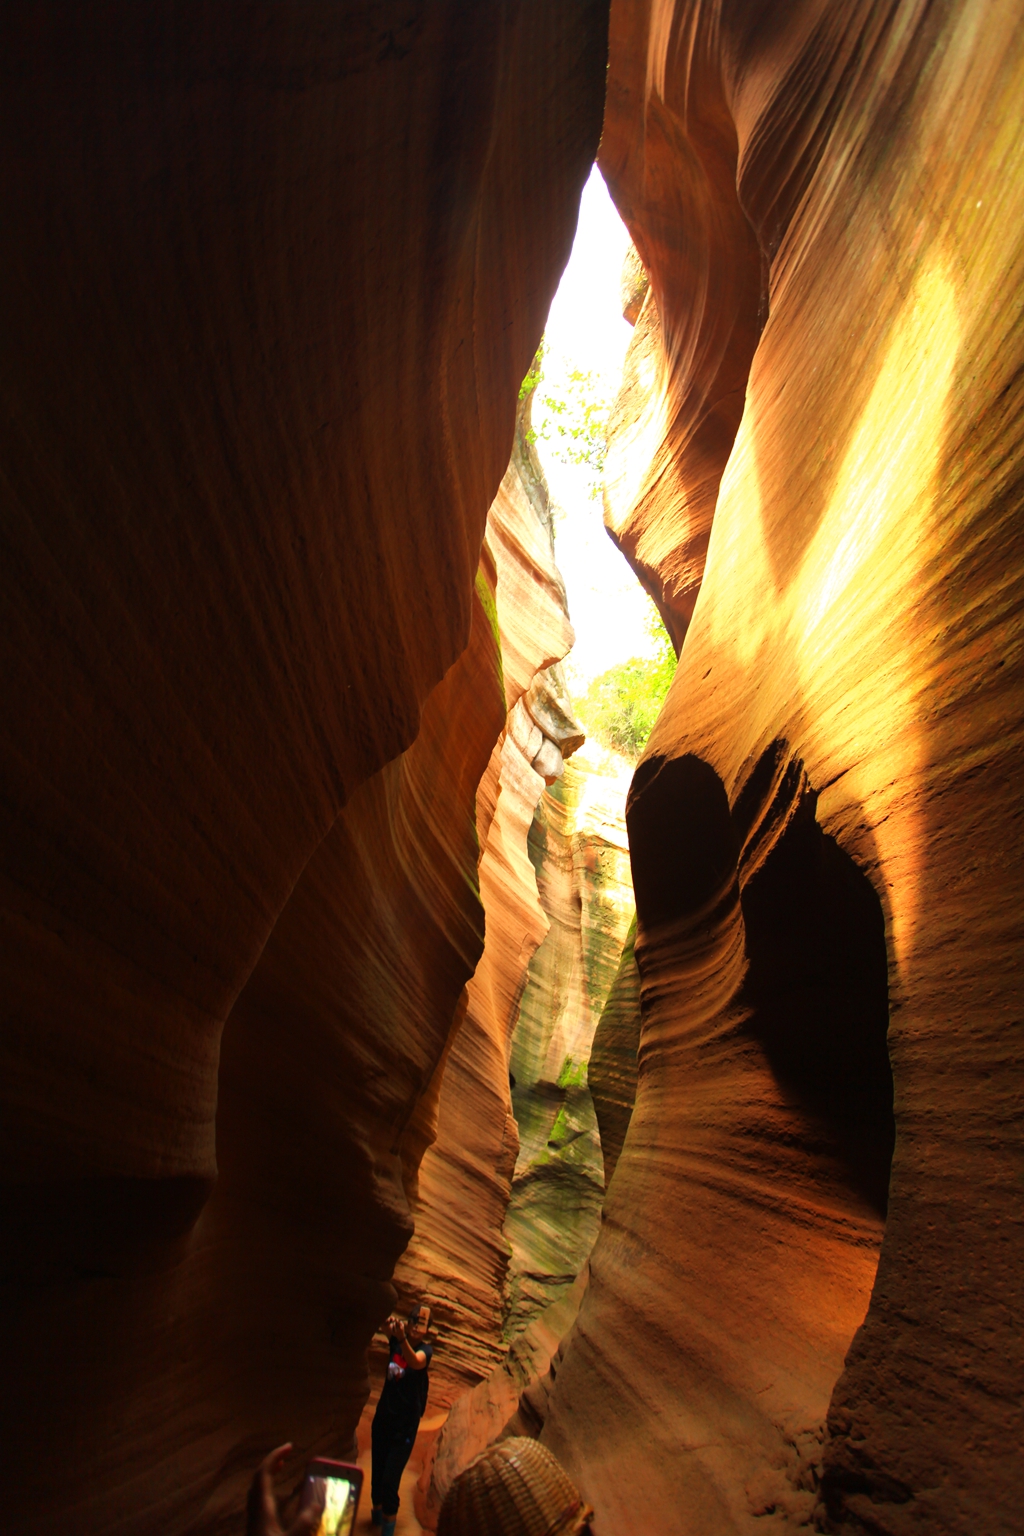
top-left (301, 1459), bottom-right (363, 1536)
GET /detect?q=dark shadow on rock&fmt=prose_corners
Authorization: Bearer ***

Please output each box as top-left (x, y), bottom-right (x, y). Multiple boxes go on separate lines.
top-left (627, 753), bottom-right (739, 930)
top-left (739, 780), bottom-right (895, 1219)
top-left (630, 745), bottom-right (894, 1218)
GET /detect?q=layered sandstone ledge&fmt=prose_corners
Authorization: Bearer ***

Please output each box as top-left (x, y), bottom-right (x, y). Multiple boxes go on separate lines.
top-left (393, 395), bottom-right (585, 1406)
top-left (411, 745), bottom-right (634, 1527)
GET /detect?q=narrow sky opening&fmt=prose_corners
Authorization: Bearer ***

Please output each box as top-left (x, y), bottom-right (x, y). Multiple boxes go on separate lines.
top-left (533, 164), bottom-right (659, 695)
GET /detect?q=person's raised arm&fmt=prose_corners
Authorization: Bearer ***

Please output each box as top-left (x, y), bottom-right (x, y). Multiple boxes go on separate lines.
top-left (393, 1318), bottom-right (427, 1370)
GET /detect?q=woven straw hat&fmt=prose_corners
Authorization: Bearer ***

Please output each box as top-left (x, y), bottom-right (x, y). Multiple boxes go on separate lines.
top-left (437, 1436), bottom-right (593, 1536)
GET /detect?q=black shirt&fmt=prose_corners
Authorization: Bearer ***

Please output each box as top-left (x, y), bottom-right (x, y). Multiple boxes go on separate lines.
top-left (374, 1334), bottom-right (432, 1433)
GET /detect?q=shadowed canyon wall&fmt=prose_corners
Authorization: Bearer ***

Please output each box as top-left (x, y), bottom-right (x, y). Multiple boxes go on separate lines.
top-left (538, 3), bottom-right (1024, 1534)
top-left (0, 5), bottom-right (610, 1531)
top-left (4, 4), bottom-right (1022, 1534)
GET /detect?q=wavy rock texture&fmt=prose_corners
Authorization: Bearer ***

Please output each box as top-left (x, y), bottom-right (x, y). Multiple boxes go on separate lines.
top-left (416, 1273), bottom-right (588, 1531)
top-left (414, 740), bottom-right (632, 1527)
top-left (6, 561), bottom-right (510, 1535)
top-left (540, 5), bottom-right (1024, 1535)
top-left (505, 743), bottom-right (634, 1333)
top-left (392, 406), bottom-right (583, 1406)
top-left (587, 915), bottom-right (641, 1188)
top-left (0, 5), bottom-right (610, 1531)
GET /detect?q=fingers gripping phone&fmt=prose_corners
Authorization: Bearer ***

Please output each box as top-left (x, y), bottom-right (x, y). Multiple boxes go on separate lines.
top-left (299, 1459), bottom-right (363, 1536)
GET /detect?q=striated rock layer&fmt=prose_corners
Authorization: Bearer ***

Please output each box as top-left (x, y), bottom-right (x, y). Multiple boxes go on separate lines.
top-left (587, 914), bottom-right (640, 1189)
top-left (6, 558), bottom-right (510, 1533)
top-left (0, 6), bottom-right (610, 1532)
top-left (505, 742), bottom-right (634, 1334)
top-left (411, 745), bottom-right (633, 1527)
top-left (393, 398), bottom-right (582, 1406)
top-left (541, 4), bottom-right (1024, 1535)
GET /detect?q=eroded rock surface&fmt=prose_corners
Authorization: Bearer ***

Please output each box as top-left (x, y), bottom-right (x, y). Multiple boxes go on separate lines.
top-left (505, 743), bottom-right (634, 1333)
top-left (540, 5), bottom-right (1024, 1535)
top-left (587, 915), bottom-right (640, 1188)
top-left (0, 6), bottom-right (610, 1531)
top-left (392, 386), bottom-right (586, 1405)
top-left (5, 5), bottom-right (1021, 1534)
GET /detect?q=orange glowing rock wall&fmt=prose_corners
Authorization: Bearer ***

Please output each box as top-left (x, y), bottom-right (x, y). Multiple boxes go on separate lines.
top-left (0, 6), bottom-right (609, 1531)
top-left (393, 405), bottom-right (581, 1406)
top-left (542, 4), bottom-right (1024, 1534)
top-left (412, 736), bottom-right (633, 1530)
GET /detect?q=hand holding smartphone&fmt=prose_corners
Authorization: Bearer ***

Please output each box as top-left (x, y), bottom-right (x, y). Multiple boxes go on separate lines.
top-left (298, 1459), bottom-right (363, 1536)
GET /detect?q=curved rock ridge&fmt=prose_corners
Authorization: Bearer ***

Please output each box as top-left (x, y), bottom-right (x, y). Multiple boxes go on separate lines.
top-left (414, 739), bottom-right (633, 1528)
top-left (8, 562), bottom-right (508, 1535)
top-left (599, 3), bottom-right (763, 652)
top-left (392, 394), bottom-right (584, 1406)
top-left (587, 913), bottom-right (640, 1188)
top-left (505, 741), bottom-right (634, 1335)
top-left (0, 6), bottom-right (612, 1531)
top-left (1, 0), bottom-right (606, 1199)
top-left (418, 1272), bottom-right (589, 1531)
top-left (540, 4), bottom-right (1024, 1533)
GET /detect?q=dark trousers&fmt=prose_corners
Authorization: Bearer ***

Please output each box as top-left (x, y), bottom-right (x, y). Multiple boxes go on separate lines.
top-left (370, 1413), bottom-right (416, 1516)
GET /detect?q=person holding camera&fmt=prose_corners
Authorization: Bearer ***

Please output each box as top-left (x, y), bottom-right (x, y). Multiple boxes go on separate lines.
top-left (370, 1303), bottom-right (433, 1536)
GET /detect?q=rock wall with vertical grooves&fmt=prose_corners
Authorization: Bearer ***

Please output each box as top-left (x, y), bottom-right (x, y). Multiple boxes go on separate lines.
top-left (587, 914), bottom-right (640, 1188)
top-left (0, 6), bottom-right (610, 1531)
top-left (540, 4), bottom-right (1024, 1534)
top-left (505, 743), bottom-right (634, 1333)
top-left (392, 402), bottom-right (584, 1406)
top-left (412, 738), bottom-right (633, 1531)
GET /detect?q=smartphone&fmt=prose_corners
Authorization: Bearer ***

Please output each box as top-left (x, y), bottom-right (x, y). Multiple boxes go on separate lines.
top-left (299, 1459), bottom-right (363, 1536)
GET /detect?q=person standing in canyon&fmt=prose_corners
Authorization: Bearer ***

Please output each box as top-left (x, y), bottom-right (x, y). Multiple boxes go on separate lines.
top-left (370, 1303), bottom-right (433, 1536)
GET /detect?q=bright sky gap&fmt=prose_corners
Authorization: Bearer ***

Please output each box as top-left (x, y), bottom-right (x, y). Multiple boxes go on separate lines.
top-left (532, 164), bottom-right (661, 694)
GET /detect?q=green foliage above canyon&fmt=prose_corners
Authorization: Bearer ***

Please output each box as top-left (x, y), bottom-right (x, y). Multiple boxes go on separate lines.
top-left (575, 604), bottom-right (677, 761)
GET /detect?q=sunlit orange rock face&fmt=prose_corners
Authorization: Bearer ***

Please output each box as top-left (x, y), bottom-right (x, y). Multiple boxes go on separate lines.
top-left (542, 4), bottom-right (1024, 1534)
top-left (0, 6), bottom-right (609, 1531)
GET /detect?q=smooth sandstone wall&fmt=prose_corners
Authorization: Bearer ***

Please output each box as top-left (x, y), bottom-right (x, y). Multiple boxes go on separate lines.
top-left (5, 5), bottom-right (1021, 1532)
top-left (0, 6), bottom-right (610, 1530)
top-left (542, 4), bottom-right (1024, 1534)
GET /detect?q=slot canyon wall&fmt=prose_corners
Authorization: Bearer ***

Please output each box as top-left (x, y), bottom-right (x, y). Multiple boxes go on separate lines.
top-left (504, 741), bottom-right (633, 1335)
top-left (392, 392), bottom-right (637, 1516)
top-left (537, 3), bottom-right (1024, 1535)
top-left (391, 399), bottom-right (587, 1407)
top-left (416, 739), bottom-right (634, 1527)
top-left (0, 4), bottom-right (611, 1532)
top-left (3, 5), bottom-right (1022, 1535)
